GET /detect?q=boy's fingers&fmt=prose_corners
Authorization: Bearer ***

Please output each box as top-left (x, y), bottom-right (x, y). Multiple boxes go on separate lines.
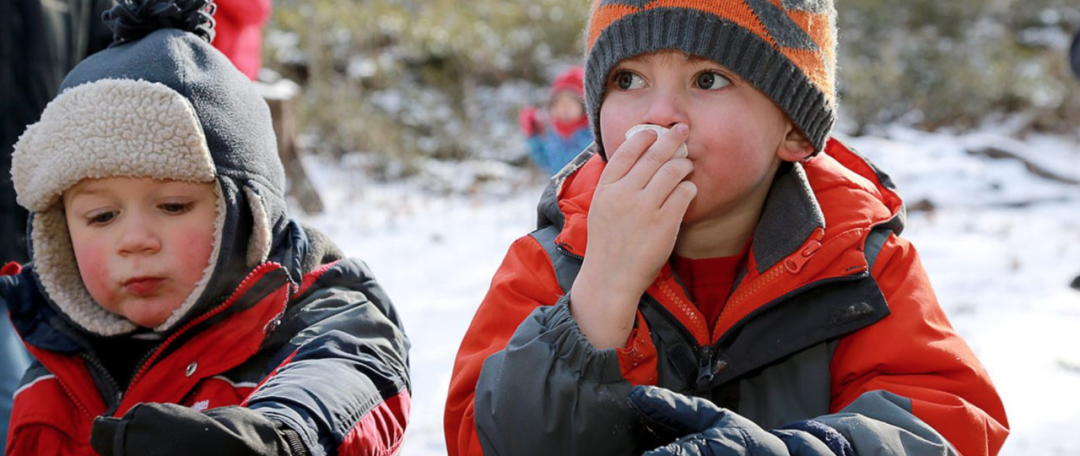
top-left (622, 126), bottom-right (689, 189)
top-left (600, 130), bottom-right (657, 185)
top-left (643, 158), bottom-right (693, 207)
top-left (660, 181), bottom-right (697, 220)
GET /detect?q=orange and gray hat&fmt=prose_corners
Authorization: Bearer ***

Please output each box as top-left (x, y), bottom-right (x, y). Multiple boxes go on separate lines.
top-left (584, 0), bottom-right (838, 158)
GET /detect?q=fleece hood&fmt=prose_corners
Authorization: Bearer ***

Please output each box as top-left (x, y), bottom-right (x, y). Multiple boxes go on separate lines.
top-left (10, 0), bottom-right (287, 337)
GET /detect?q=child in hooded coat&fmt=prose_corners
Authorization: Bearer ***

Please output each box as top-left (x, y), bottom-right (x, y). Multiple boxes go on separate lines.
top-left (519, 66), bottom-right (594, 175)
top-left (1, 1), bottom-right (410, 455)
top-left (446, 1), bottom-right (1008, 455)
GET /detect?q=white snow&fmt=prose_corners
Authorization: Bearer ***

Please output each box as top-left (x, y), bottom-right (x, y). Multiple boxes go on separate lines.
top-left (293, 127), bottom-right (1080, 455)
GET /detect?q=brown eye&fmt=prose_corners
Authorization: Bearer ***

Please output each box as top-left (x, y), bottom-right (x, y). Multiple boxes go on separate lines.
top-left (160, 202), bottom-right (193, 214)
top-left (612, 71), bottom-right (644, 90)
top-left (88, 211), bottom-right (116, 226)
top-left (696, 71), bottom-right (730, 90)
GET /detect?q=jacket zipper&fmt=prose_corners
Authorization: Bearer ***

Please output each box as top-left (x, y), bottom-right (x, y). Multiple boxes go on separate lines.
top-left (649, 270), bottom-right (870, 392)
top-left (558, 242), bottom-right (722, 393)
top-left (555, 242), bottom-right (583, 261)
top-left (126, 263), bottom-right (281, 391)
top-left (698, 272), bottom-right (869, 389)
top-left (78, 352), bottom-right (124, 415)
top-left (50, 322), bottom-right (131, 416)
top-left (63, 263), bottom-right (282, 418)
top-left (639, 295), bottom-right (716, 393)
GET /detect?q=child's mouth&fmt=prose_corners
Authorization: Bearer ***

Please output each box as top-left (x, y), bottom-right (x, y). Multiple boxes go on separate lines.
top-left (123, 277), bottom-right (164, 296)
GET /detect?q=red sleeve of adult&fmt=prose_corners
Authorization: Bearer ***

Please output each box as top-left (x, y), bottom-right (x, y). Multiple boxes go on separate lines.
top-left (210, 0), bottom-right (272, 80)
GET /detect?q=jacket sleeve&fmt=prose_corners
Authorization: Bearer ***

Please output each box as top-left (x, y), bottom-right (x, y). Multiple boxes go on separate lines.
top-left (243, 260), bottom-right (411, 456)
top-left (0, 302), bottom-right (31, 451)
top-left (819, 234), bottom-right (1009, 456)
top-left (444, 236), bottom-right (642, 456)
top-left (5, 361), bottom-right (85, 456)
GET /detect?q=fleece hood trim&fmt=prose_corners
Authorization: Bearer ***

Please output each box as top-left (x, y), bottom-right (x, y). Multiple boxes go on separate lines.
top-left (14, 79), bottom-right (225, 337)
top-left (10, 28), bottom-right (286, 337)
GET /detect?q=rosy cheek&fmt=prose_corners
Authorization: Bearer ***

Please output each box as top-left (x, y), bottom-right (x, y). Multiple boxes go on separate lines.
top-left (73, 241), bottom-right (115, 304)
top-left (174, 227), bottom-right (216, 284)
top-left (599, 107), bottom-right (632, 155)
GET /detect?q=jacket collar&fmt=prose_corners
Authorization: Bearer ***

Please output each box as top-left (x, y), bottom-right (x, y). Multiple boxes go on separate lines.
top-left (751, 161), bottom-right (824, 273)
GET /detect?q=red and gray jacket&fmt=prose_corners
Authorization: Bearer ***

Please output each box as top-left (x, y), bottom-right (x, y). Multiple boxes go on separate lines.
top-left (445, 139), bottom-right (1008, 456)
top-left (2, 224), bottom-right (411, 456)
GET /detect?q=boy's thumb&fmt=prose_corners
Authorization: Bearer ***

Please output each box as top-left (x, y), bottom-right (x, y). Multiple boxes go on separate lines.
top-left (628, 385), bottom-right (727, 436)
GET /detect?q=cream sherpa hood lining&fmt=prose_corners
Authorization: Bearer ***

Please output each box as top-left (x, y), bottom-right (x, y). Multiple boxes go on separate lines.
top-left (13, 78), bottom-right (272, 336)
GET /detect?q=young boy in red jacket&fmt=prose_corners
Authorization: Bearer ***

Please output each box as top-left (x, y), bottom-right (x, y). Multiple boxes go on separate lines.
top-left (1, 1), bottom-right (410, 455)
top-left (445, 1), bottom-right (1009, 455)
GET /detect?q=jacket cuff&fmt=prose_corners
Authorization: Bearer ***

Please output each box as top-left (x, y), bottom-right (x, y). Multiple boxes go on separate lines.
top-left (615, 310), bottom-right (658, 385)
top-left (774, 420), bottom-right (853, 456)
top-left (275, 421), bottom-right (309, 456)
top-left (252, 408), bottom-right (325, 456)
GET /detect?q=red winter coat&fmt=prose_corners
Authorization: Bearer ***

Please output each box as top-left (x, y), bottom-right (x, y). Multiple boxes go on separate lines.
top-left (3, 228), bottom-right (410, 456)
top-left (445, 139), bottom-right (1009, 456)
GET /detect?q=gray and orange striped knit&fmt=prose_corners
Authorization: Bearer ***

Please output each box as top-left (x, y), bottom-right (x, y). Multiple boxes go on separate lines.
top-left (584, 0), bottom-right (838, 157)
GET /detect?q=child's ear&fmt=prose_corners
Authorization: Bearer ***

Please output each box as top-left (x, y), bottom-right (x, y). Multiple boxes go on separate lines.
top-left (776, 123), bottom-right (814, 162)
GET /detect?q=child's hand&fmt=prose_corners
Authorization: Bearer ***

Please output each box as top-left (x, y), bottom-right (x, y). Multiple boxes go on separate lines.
top-left (90, 403), bottom-right (304, 456)
top-left (629, 385), bottom-right (850, 456)
top-left (518, 106), bottom-right (544, 137)
top-left (570, 124), bottom-right (696, 349)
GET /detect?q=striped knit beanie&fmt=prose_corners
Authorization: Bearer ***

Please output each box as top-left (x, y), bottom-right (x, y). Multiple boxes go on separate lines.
top-left (585, 0), bottom-right (838, 158)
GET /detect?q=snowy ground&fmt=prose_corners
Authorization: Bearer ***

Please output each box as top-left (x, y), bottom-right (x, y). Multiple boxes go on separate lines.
top-left (293, 127), bottom-right (1080, 456)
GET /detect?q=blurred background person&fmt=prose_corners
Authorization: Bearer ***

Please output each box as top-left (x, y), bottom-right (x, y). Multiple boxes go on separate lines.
top-left (210, 0), bottom-right (271, 81)
top-left (0, 0), bottom-right (114, 449)
top-left (518, 66), bottom-right (592, 176)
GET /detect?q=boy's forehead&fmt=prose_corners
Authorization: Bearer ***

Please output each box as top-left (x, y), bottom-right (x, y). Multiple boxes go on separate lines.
top-left (64, 177), bottom-right (214, 199)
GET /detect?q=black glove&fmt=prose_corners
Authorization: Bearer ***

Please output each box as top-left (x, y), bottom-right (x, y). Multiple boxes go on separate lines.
top-left (90, 403), bottom-right (308, 456)
top-left (629, 385), bottom-right (851, 456)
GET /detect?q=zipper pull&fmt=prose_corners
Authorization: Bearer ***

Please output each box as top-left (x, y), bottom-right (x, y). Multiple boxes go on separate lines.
top-left (784, 238), bottom-right (823, 274)
top-left (695, 345), bottom-right (715, 392)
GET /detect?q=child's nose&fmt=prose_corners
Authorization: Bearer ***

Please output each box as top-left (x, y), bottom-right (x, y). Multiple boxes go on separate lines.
top-left (642, 91), bottom-right (690, 130)
top-left (116, 218), bottom-right (161, 255)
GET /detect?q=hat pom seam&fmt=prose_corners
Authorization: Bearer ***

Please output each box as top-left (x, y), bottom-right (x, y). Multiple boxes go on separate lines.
top-left (103, 0), bottom-right (217, 47)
